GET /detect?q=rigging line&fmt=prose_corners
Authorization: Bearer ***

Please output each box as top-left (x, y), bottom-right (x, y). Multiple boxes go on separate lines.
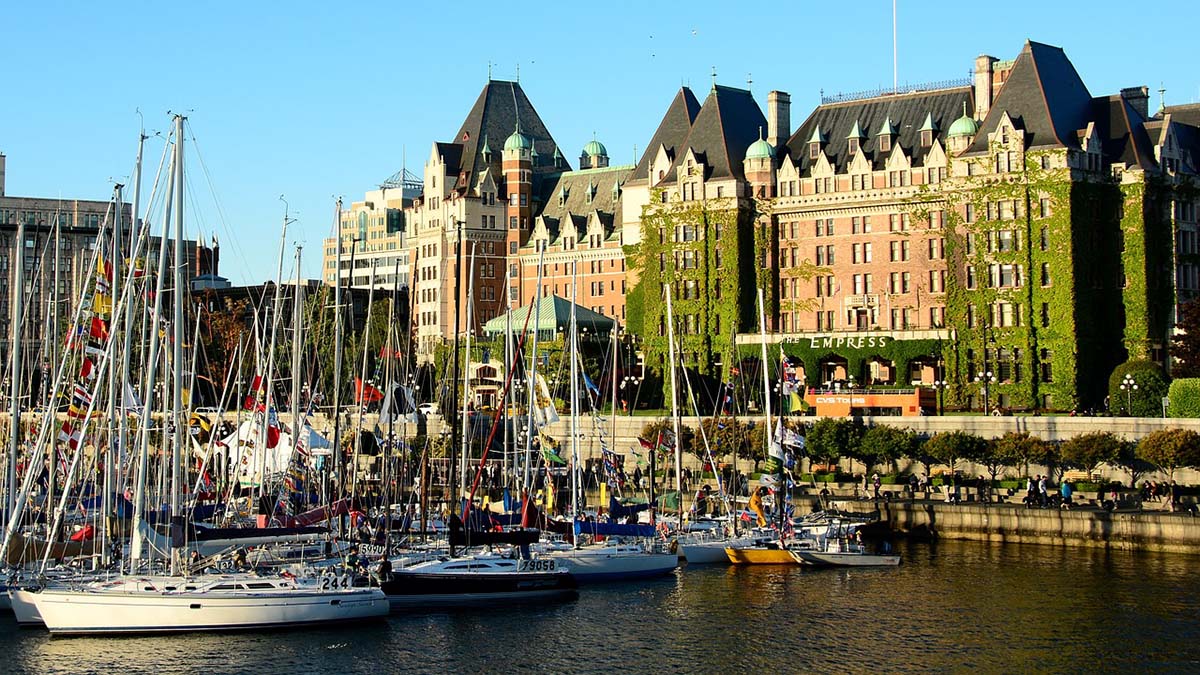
top-left (187, 122), bottom-right (253, 279)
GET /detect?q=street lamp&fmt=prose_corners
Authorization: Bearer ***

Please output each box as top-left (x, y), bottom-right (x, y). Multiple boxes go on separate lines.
top-left (932, 379), bottom-right (949, 416)
top-left (1120, 374), bottom-right (1138, 416)
top-left (974, 370), bottom-right (997, 415)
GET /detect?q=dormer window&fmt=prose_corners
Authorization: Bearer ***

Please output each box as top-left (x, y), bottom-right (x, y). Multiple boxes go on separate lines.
top-left (918, 113), bottom-right (937, 148)
top-left (879, 135), bottom-right (891, 153)
top-left (848, 138), bottom-right (860, 155)
top-left (809, 142), bottom-right (820, 160)
top-left (920, 130), bottom-right (933, 148)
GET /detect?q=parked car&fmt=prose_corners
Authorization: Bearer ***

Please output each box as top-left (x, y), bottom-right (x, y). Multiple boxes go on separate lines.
top-left (418, 402), bottom-right (438, 416)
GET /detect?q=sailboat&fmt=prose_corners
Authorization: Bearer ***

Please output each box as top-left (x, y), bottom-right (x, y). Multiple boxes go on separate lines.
top-left (537, 273), bottom-right (676, 582)
top-left (725, 289), bottom-right (800, 565)
top-left (16, 116), bottom-right (389, 634)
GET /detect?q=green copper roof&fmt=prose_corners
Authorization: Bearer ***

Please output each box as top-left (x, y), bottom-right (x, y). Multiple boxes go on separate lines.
top-left (918, 112), bottom-right (938, 132)
top-left (504, 127), bottom-right (533, 151)
top-left (746, 137), bottom-right (775, 160)
top-left (846, 120), bottom-right (866, 139)
top-left (583, 139), bottom-right (607, 157)
top-left (808, 124), bottom-right (828, 144)
top-left (876, 116), bottom-right (899, 137)
top-left (947, 103), bottom-right (978, 137)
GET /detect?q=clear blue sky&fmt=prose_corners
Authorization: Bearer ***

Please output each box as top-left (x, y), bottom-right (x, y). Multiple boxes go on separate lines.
top-left (4, 1), bottom-right (1197, 284)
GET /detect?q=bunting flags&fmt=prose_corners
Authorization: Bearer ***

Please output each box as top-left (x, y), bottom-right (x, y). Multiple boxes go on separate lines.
top-left (765, 419), bottom-right (785, 474)
top-left (79, 357), bottom-right (95, 381)
top-left (602, 449), bottom-right (624, 488)
top-left (581, 370), bottom-right (600, 399)
top-left (539, 432), bottom-right (566, 465)
top-left (58, 421), bottom-right (82, 450)
top-left (243, 375), bottom-right (263, 411)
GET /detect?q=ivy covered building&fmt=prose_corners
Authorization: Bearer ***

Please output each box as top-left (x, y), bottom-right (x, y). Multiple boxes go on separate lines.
top-left (741, 40), bottom-right (1200, 412)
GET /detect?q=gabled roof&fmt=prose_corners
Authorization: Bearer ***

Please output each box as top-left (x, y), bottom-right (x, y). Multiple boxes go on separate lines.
top-left (967, 41), bottom-right (1093, 153)
top-left (483, 295), bottom-right (617, 336)
top-left (451, 80), bottom-right (566, 190)
top-left (784, 86), bottom-right (971, 174)
top-left (667, 85), bottom-right (767, 182)
top-left (633, 87), bottom-right (702, 181)
top-left (1162, 103), bottom-right (1200, 128)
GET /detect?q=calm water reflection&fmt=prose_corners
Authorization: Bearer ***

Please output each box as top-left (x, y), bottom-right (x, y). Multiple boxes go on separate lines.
top-left (4, 541), bottom-right (1199, 674)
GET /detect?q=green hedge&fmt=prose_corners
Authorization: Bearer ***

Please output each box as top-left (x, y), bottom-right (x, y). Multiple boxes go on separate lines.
top-left (1108, 360), bottom-right (1169, 417)
top-left (1168, 379), bottom-right (1200, 418)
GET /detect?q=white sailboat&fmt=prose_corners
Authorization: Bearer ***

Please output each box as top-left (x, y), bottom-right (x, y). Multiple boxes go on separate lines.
top-left (21, 116), bottom-right (388, 634)
top-left (539, 271), bottom-right (676, 582)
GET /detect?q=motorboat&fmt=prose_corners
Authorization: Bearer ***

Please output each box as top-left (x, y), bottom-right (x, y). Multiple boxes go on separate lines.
top-left (378, 552), bottom-right (578, 609)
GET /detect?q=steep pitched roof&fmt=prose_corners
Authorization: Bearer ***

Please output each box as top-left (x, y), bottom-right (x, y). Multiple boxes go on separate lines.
top-left (967, 41), bottom-right (1093, 153)
top-left (433, 142), bottom-right (464, 177)
top-left (783, 87), bottom-right (972, 174)
top-left (451, 80), bottom-right (567, 190)
top-left (668, 85), bottom-right (767, 182)
top-left (632, 87), bottom-right (702, 182)
top-left (1162, 103), bottom-right (1200, 128)
top-left (1091, 95), bottom-right (1156, 170)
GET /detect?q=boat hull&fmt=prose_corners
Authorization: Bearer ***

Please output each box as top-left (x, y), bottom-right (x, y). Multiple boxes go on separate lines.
top-left (725, 547), bottom-right (799, 565)
top-left (9, 590), bottom-right (42, 626)
top-left (30, 587), bottom-right (389, 635)
top-left (379, 571), bottom-right (578, 609)
top-left (791, 550), bottom-right (901, 567)
top-left (544, 550), bottom-right (678, 582)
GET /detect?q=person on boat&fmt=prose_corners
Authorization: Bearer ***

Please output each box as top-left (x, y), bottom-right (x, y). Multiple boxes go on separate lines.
top-left (233, 548), bottom-right (248, 569)
top-left (345, 545), bottom-right (361, 574)
top-left (374, 555), bottom-right (392, 583)
top-left (189, 549), bottom-right (201, 569)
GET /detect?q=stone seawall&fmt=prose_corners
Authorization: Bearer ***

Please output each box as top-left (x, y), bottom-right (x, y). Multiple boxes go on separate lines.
top-left (840, 500), bottom-right (1200, 555)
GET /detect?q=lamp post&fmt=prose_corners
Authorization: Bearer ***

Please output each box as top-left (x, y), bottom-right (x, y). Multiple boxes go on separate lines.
top-left (932, 379), bottom-right (949, 416)
top-left (1119, 374), bottom-right (1138, 416)
top-left (974, 370), bottom-right (996, 415)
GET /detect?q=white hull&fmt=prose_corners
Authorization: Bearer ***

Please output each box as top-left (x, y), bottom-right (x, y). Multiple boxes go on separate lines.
top-left (792, 549), bottom-right (901, 567)
top-left (543, 547), bottom-right (677, 582)
top-left (9, 590), bottom-right (42, 625)
top-left (28, 579), bottom-right (389, 635)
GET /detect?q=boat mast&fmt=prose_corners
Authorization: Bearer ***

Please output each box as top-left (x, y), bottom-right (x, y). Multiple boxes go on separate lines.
top-left (448, 219), bottom-right (464, 522)
top-left (663, 283), bottom-right (684, 526)
top-left (129, 138), bottom-right (176, 568)
top-left (351, 259), bottom-right (378, 497)
top-left (102, 183), bottom-right (123, 567)
top-left (332, 198), bottom-right (344, 506)
top-left (6, 211), bottom-right (24, 523)
top-left (169, 113), bottom-right (186, 576)
top-left (458, 242), bottom-right (476, 504)
top-left (569, 259), bottom-right (579, 521)
top-left (756, 288), bottom-right (781, 532)
top-left (522, 248), bottom-right (545, 494)
top-left (290, 246), bottom-right (303, 478)
top-left (503, 267), bottom-right (512, 487)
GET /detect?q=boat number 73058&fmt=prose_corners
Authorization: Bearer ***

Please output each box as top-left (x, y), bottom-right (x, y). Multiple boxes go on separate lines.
top-left (517, 559), bottom-right (556, 572)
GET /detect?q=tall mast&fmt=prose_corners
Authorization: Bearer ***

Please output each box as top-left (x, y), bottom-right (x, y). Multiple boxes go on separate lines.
top-left (102, 183), bottom-right (123, 566)
top-left (129, 142), bottom-right (176, 568)
top-left (757, 288), bottom-right (781, 531)
top-left (458, 242), bottom-right (476, 502)
top-left (664, 283), bottom-right (684, 525)
top-left (332, 198), bottom-right (344, 503)
top-left (260, 204), bottom-right (292, 498)
top-left (569, 259), bottom-right (580, 520)
top-left (6, 213), bottom-right (24, 522)
top-left (169, 114), bottom-right (186, 576)
top-left (503, 267), bottom-right (513, 486)
top-left (448, 220), bottom-right (464, 520)
top-left (523, 248), bottom-right (546, 492)
top-left (351, 259), bottom-right (378, 497)
top-left (121, 126), bottom-right (146, 488)
top-left (290, 247), bottom-right (303, 461)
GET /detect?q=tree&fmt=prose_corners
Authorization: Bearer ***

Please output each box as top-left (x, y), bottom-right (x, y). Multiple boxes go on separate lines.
top-left (1113, 441), bottom-right (1153, 489)
top-left (858, 425), bottom-right (918, 474)
top-left (698, 417), bottom-right (759, 465)
top-left (922, 431), bottom-right (987, 476)
top-left (991, 431), bottom-right (1051, 479)
top-left (1171, 298), bottom-right (1200, 378)
top-left (1059, 431), bottom-right (1123, 476)
top-left (1107, 360), bottom-right (1169, 417)
top-left (806, 418), bottom-right (863, 472)
top-left (639, 420), bottom-right (695, 472)
top-left (1136, 428), bottom-right (1200, 482)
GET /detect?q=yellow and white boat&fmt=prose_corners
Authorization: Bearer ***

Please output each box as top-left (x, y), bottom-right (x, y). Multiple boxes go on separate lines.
top-left (725, 539), bottom-right (801, 565)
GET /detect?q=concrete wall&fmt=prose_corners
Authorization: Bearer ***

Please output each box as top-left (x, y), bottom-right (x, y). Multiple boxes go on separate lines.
top-left (841, 500), bottom-right (1200, 554)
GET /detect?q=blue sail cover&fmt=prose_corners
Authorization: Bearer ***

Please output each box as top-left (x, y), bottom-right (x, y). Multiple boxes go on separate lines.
top-left (608, 497), bottom-right (650, 520)
top-left (574, 520), bottom-right (656, 538)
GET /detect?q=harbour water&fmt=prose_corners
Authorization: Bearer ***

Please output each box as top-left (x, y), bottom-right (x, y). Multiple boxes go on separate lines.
top-left (3, 540), bottom-right (1198, 674)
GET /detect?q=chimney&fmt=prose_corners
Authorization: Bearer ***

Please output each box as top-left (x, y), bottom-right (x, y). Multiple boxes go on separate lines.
top-left (767, 91), bottom-right (791, 149)
top-left (974, 55), bottom-right (998, 120)
top-left (0, 152), bottom-right (6, 197)
top-left (1121, 86), bottom-right (1150, 120)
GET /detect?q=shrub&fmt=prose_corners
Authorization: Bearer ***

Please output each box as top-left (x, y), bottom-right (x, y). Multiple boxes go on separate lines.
top-left (1108, 360), bottom-right (1169, 417)
top-left (990, 431), bottom-right (1051, 479)
top-left (1167, 379), bottom-right (1200, 418)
